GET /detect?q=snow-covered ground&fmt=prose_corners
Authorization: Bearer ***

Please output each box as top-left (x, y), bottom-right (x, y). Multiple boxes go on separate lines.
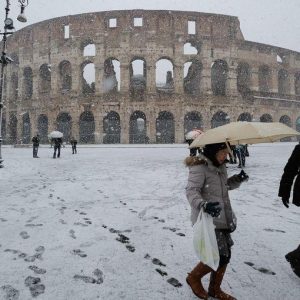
top-left (0, 143), bottom-right (299, 300)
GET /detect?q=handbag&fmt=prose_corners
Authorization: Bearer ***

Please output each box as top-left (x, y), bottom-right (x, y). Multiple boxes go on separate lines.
top-left (193, 208), bottom-right (220, 271)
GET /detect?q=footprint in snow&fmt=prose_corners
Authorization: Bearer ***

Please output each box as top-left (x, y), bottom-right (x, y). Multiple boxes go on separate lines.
top-left (20, 231), bottom-right (30, 239)
top-left (152, 258), bottom-right (166, 267)
top-left (167, 277), bottom-right (182, 288)
top-left (28, 266), bottom-right (47, 275)
top-left (24, 276), bottom-right (45, 298)
top-left (74, 269), bottom-right (104, 284)
top-left (71, 249), bottom-right (87, 258)
top-left (1, 285), bottom-right (20, 300)
top-left (244, 261), bottom-right (276, 275)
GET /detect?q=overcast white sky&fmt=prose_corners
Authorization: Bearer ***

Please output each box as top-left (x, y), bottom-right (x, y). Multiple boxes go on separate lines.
top-left (2, 0), bottom-right (300, 52)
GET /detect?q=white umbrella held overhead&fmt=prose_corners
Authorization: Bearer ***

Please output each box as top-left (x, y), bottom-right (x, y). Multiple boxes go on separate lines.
top-left (48, 131), bottom-right (63, 139)
top-left (190, 121), bottom-right (300, 148)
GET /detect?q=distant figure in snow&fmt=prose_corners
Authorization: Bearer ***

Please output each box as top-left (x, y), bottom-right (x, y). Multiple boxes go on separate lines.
top-left (52, 137), bottom-right (62, 159)
top-left (32, 134), bottom-right (40, 158)
top-left (278, 143), bottom-right (300, 278)
top-left (236, 144), bottom-right (246, 168)
top-left (228, 145), bottom-right (237, 164)
top-left (70, 137), bottom-right (77, 154)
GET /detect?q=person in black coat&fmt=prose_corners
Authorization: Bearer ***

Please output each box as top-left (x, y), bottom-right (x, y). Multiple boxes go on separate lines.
top-left (278, 143), bottom-right (300, 278)
top-left (52, 137), bottom-right (62, 158)
top-left (70, 137), bottom-right (77, 154)
top-left (32, 134), bottom-right (40, 158)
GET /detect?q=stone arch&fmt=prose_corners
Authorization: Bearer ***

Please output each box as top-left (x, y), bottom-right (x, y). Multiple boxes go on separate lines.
top-left (237, 62), bottom-right (251, 95)
top-left (184, 111), bottom-right (203, 134)
top-left (258, 65), bottom-right (271, 93)
top-left (79, 111), bottom-right (95, 143)
top-left (295, 72), bottom-right (300, 95)
top-left (59, 60), bottom-right (72, 92)
top-left (211, 110), bottom-right (230, 128)
top-left (211, 60), bottom-right (228, 96)
top-left (278, 69), bottom-right (289, 95)
top-left (129, 111), bottom-right (147, 144)
top-left (57, 112), bottom-right (72, 142)
top-left (156, 111), bottom-right (175, 143)
top-left (237, 112), bottom-right (252, 122)
top-left (22, 113), bottom-right (31, 144)
top-left (37, 114), bottom-right (48, 143)
top-left (129, 58), bottom-right (146, 99)
top-left (156, 58), bottom-right (174, 93)
top-left (23, 67), bottom-right (33, 99)
top-left (39, 63), bottom-right (51, 94)
top-left (260, 113), bottom-right (273, 123)
top-left (184, 60), bottom-right (202, 95)
top-left (8, 114), bottom-right (17, 144)
top-left (82, 61), bottom-right (95, 94)
top-left (103, 111), bottom-right (121, 144)
top-left (10, 72), bottom-right (18, 99)
top-left (103, 58), bottom-right (120, 93)
top-left (279, 115), bottom-right (292, 127)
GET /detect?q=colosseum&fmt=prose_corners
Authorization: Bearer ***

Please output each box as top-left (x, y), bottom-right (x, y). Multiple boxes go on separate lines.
top-left (2, 9), bottom-right (300, 144)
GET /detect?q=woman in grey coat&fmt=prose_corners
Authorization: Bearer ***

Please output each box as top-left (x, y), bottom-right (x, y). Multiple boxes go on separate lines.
top-left (185, 142), bottom-right (248, 300)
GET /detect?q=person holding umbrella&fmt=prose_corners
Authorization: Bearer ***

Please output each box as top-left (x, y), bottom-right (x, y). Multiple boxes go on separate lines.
top-left (185, 142), bottom-right (249, 300)
top-left (278, 143), bottom-right (300, 278)
top-left (49, 131), bottom-right (64, 159)
top-left (185, 129), bottom-right (203, 156)
top-left (31, 134), bottom-right (40, 158)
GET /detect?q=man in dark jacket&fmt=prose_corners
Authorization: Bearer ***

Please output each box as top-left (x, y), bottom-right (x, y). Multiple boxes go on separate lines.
top-left (32, 134), bottom-right (40, 158)
top-left (52, 137), bottom-right (62, 159)
top-left (70, 137), bottom-right (77, 154)
top-left (278, 143), bottom-right (300, 278)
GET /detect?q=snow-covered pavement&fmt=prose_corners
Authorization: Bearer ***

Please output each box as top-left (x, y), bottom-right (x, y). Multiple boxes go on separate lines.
top-left (0, 143), bottom-right (299, 300)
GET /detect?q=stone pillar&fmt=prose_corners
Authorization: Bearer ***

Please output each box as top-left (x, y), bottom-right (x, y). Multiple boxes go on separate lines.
top-left (226, 64), bottom-right (238, 96)
top-left (200, 60), bottom-right (213, 95)
top-left (270, 68), bottom-right (278, 93)
top-left (175, 112), bottom-right (184, 143)
top-left (95, 65), bottom-right (104, 94)
top-left (251, 67), bottom-right (259, 92)
top-left (94, 110), bottom-right (102, 143)
top-left (147, 112), bottom-right (157, 143)
top-left (174, 64), bottom-right (184, 94)
top-left (147, 65), bottom-right (156, 93)
top-left (120, 63), bottom-right (130, 94)
top-left (50, 63), bottom-right (58, 97)
top-left (72, 64), bottom-right (81, 95)
top-left (288, 74), bottom-right (295, 95)
top-left (120, 110), bottom-right (129, 143)
top-left (32, 70), bottom-right (39, 99)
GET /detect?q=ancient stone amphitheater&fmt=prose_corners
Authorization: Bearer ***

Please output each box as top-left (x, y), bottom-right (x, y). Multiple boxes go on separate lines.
top-left (2, 10), bottom-right (300, 144)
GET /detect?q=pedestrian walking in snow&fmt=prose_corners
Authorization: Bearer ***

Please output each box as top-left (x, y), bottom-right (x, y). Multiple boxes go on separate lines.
top-left (52, 137), bottom-right (62, 158)
top-left (228, 145), bottom-right (237, 164)
top-left (70, 137), bottom-right (77, 154)
top-left (185, 142), bottom-right (249, 299)
top-left (32, 134), bottom-right (40, 158)
top-left (278, 143), bottom-right (300, 278)
top-left (236, 144), bottom-right (246, 168)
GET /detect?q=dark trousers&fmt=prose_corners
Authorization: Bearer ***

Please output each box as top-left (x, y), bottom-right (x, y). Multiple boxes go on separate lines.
top-left (53, 145), bottom-right (61, 158)
top-left (33, 146), bottom-right (39, 157)
top-left (72, 145), bottom-right (77, 154)
top-left (237, 150), bottom-right (245, 167)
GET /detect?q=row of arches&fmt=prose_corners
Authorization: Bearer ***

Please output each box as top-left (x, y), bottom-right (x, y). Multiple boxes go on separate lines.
top-left (9, 58), bottom-right (300, 100)
top-left (3, 111), bottom-right (300, 145)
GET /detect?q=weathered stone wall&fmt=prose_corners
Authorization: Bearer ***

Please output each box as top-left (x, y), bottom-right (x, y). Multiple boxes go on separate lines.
top-left (2, 10), bottom-right (300, 144)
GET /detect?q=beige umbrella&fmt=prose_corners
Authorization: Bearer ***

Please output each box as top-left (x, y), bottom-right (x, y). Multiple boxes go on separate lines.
top-left (190, 121), bottom-right (300, 148)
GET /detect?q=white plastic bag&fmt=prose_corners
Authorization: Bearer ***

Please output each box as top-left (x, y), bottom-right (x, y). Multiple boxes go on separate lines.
top-left (193, 208), bottom-right (220, 271)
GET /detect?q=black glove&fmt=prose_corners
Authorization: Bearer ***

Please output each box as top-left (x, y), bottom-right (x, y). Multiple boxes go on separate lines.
top-left (237, 170), bottom-right (249, 182)
top-left (281, 197), bottom-right (289, 208)
top-left (204, 202), bottom-right (222, 217)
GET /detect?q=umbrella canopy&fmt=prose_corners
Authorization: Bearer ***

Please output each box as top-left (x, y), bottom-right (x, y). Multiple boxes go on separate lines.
top-left (190, 121), bottom-right (300, 148)
top-left (185, 129), bottom-right (203, 140)
top-left (48, 131), bottom-right (63, 139)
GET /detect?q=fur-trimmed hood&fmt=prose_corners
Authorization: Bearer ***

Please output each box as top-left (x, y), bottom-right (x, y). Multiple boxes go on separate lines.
top-left (184, 156), bottom-right (207, 167)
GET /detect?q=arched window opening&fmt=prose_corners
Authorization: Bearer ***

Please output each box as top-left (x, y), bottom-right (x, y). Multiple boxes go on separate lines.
top-left (280, 115), bottom-right (292, 141)
top-left (184, 60), bottom-right (202, 95)
top-left (211, 60), bottom-right (228, 96)
top-left (260, 114), bottom-right (273, 123)
top-left (83, 44), bottom-right (96, 57)
top-left (278, 69), bottom-right (289, 95)
top-left (295, 73), bottom-right (300, 95)
top-left (258, 65), bottom-right (271, 93)
top-left (211, 111), bottom-right (230, 128)
top-left (237, 112), bottom-right (252, 122)
top-left (10, 73), bottom-right (18, 99)
top-left (39, 64), bottom-right (51, 94)
top-left (103, 58), bottom-right (120, 93)
top-left (156, 59), bottom-right (174, 93)
top-left (79, 111), bottom-right (95, 143)
top-left (129, 59), bottom-right (146, 99)
top-left (22, 113), bottom-right (31, 144)
top-left (59, 60), bottom-right (72, 92)
top-left (38, 115), bottom-right (48, 143)
top-left (82, 62), bottom-right (95, 94)
top-left (57, 113), bottom-right (72, 142)
top-left (23, 67), bottom-right (33, 99)
top-left (156, 111), bottom-right (175, 143)
top-left (184, 112), bottom-right (203, 135)
top-left (277, 55), bottom-right (283, 64)
top-left (183, 42), bottom-right (198, 55)
top-left (103, 111), bottom-right (120, 144)
top-left (129, 111), bottom-right (147, 144)
top-left (237, 63), bottom-right (251, 96)
top-left (8, 114), bottom-right (17, 144)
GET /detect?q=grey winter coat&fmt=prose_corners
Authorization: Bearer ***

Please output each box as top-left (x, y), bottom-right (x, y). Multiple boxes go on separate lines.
top-left (185, 155), bottom-right (241, 231)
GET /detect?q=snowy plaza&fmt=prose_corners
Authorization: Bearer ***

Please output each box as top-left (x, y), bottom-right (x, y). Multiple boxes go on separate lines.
top-left (0, 143), bottom-right (299, 299)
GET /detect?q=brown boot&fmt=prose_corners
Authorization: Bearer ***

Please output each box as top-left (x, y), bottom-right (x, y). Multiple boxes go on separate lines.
top-left (186, 262), bottom-right (212, 299)
top-left (208, 264), bottom-right (236, 300)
